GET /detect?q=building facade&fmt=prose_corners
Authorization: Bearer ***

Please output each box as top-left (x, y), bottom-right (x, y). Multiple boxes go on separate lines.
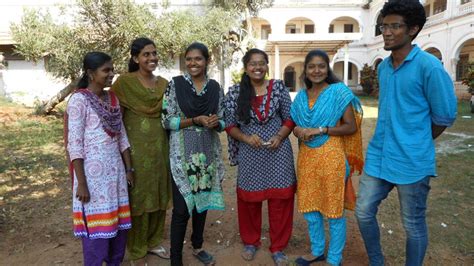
top-left (0, 0), bottom-right (473, 105)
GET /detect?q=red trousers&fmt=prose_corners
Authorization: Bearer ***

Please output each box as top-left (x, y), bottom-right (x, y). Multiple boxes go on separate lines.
top-left (237, 196), bottom-right (294, 253)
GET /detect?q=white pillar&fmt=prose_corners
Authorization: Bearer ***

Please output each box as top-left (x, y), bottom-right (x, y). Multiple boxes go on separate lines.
top-left (275, 44), bottom-right (280, 79)
top-left (343, 44), bottom-right (349, 85)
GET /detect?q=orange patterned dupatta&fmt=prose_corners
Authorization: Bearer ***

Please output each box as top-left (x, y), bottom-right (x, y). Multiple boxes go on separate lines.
top-left (343, 106), bottom-right (364, 210)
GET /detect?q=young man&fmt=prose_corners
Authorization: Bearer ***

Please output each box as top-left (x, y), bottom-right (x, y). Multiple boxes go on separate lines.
top-left (355, 1), bottom-right (457, 266)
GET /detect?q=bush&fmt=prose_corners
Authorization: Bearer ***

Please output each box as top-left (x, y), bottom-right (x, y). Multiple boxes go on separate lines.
top-left (461, 62), bottom-right (474, 94)
top-left (360, 63), bottom-right (378, 96)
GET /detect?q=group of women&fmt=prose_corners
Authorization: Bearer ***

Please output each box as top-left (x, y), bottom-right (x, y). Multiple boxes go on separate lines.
top-left (66, 36), bottom-right (363, 266)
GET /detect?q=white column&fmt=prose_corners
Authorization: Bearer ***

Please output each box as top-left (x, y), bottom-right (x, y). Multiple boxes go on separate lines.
top-left (343, 44), bottom-right (349, 85)
top-left (275, 44), bottom-right (280, 79)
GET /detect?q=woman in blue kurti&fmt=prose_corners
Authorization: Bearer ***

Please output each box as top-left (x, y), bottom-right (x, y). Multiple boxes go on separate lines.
top-left (223, 48), bottom-right (296, 266)
top-left (161, 42), bottom-right (225, 266)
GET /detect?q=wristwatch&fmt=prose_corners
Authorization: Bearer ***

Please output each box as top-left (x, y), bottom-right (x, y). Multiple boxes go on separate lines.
top-left (126, 168), bottom-right (135, 173)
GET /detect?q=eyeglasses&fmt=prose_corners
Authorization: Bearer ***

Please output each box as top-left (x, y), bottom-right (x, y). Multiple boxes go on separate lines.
top-left (379, 23), bottom-right (406, 32)
top-left (248, 61), bottom-right (267, 67)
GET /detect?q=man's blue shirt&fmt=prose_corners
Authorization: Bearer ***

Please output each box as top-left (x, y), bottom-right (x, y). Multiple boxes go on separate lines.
top-left (365, 45), bottom-right (457, 184)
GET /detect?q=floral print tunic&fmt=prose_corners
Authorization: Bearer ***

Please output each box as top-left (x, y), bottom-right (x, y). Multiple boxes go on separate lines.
top-left (161, 74), bottom-right (225, 214)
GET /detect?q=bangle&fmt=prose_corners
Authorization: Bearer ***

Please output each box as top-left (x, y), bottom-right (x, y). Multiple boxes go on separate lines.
top-left (326, 126), bottom-right (329, 135)
top-left (126, 168), bottom-right (135, 173)
top-left (319, 126), bottom-right (323, 136)
top-left (276, 133), bottom-right (284, 140)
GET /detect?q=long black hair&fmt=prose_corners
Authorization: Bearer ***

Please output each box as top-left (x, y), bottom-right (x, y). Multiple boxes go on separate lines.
top-left (128, 37), bottom-right (156, 72)
top-left (381, 0), bottom-right (426, 40)
top-left (237, 48), bottom-right (269, 124)
top-left (77, 51), bottom-right (112, 88)
top-left (303, 49), bottom-right (341, 90)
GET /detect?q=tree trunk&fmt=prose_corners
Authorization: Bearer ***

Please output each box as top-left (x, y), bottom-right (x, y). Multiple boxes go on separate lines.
top-left (37, 78), bottom-right (79, 115)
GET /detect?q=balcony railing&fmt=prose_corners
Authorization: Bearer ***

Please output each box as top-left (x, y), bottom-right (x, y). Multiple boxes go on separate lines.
top-left (456, 1), bottom-right (473, 17)
top-left (267, 32), bottom-right (363, 42)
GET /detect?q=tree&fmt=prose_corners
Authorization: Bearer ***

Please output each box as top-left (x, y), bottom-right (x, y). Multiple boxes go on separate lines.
top-left (10, 0), bottom-right (237, 115)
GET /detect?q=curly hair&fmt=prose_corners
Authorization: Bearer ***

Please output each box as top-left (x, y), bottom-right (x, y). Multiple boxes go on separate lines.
top-left (380, 0), bottom-right (426, 39)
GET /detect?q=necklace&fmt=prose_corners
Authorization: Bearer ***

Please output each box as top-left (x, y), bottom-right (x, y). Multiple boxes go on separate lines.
top-left (254, 81), bottom-right (268, 96)
top-left (136, 72), bottom-right (157, 91)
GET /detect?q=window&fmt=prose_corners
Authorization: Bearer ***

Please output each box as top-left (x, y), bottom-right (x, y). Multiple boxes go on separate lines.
top-left (286, 24), bottom-right (297, 34)
top-left (329, 24), bottom-right (334, 33)
top-left (261, 25), bottom-right (271, 40)
top-left (304, 24), bottom-right (314, 33)
top-left (284, 66), bottom-right (296, 92)
top-left (433, 0), bottom-right (447, 15)
top-left (344, 24), bottom-right (354, 33)
top-left (461, 0), bottom-right (471, 5)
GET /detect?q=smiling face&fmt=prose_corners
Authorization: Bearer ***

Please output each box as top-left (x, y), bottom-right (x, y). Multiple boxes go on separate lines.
top-left (382, 14), bottom-right (417, 51)
top-left (244, 53), bottom-right (268, 83)
top-left (305, 55), bottom-right (328, 86)
top-left (89, 60), bottom-right (115, 88)
top-left (185, 49), bottom-right (208, 78)
top-left (133, 44), bottom-right (158, 73)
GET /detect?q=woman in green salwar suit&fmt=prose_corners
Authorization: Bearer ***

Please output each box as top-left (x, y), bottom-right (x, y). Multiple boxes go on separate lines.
top-left (111, 37), bottom-right (171, 265)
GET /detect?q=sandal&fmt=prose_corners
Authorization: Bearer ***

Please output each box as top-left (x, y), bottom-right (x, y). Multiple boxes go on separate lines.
top-left (271, 251), bottom-right (289, 266)
top-left (193, 249), bottom-right (215, 265)
top-left (294, 254), bottom-right (325, 266)
top-left (241, 245), bottom-right (258, 261)
top-left (147, 245), bottom-right (170, 259)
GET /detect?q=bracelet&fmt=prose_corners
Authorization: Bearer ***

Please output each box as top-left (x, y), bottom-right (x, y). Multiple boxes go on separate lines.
top-left (276, 133), bottom-right (284, 140)
top-left (126, 168), bottom-right (135, 173)
top-left (326, 126), bottom-right (329, 135)
top-left (319, 126), bottom-right (323, 136)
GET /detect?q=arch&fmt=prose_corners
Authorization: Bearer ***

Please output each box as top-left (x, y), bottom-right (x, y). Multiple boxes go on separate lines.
top-left (285, 16), bottom-right (316, 34)
top-left (451, 33), bottom-right (474, 60)
top-left (282, 61), bottom-right (305, 91)
top-left (328, 16), bottom-right (361, 33)
top-left (333, 61), bottom-right (360, 86)
top-left (252, 17), bottom-right (272, 40)
top-left (424, 47), bottom-right (443, 61)
top-left (370, 55), bottom-right (384, 66)
top-left (333, 58), bottom-right (363, 71)
top-left (373, 58), bottom-right (383, 70)
top-left (451, 37), bottom-right (474, 81)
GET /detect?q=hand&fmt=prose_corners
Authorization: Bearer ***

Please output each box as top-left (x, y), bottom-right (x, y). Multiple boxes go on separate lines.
top-left (244, 134), bottom-right (263, 149)
top-left (206, 114), bottom-right (219, 129)
top-left (293, 127), bottom-right (304, 139)
top-left (126, 172), bottom-right (134, 188)
top-left (268, 135), bottom-right (283, 150)
top-left (76, 182), bottom-right (90, 203)
top-left (301, 128), bottom-right (315, 141)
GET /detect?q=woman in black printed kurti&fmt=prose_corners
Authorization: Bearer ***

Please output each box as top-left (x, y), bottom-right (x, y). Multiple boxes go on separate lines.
top-left (223, 48), bottom-right (296, 266)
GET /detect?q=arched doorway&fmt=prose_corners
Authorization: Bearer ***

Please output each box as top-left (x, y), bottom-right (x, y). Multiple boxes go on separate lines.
top-left (285, 17), bottom-right (315, 34)
top-left (328, 16), bottom-right (360, 33)
top-left (284, 62), bottom-right (305, 92)
top-left (425, 47), bottom-right (443, 61)
top-left (373, 58), bottom-right (383, 70)
top-left (333, 61), bottom-right (359, 87)
top-left (455, 38), bottom-right (474, 81)
top-left (374, 13), bottom-right (383, 36)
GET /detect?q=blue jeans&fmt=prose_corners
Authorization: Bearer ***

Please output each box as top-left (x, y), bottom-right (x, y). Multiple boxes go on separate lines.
top-left (355, 173), bottom-right (431, 266)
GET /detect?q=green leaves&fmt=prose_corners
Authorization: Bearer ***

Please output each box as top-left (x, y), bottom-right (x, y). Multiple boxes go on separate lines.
top-left (10, 0), bottom-right (239, 83)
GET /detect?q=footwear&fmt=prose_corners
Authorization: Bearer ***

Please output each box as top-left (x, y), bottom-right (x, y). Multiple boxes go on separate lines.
top-left (192, 249), bottom-right (215, 265)
top-left (295, 254), bottom-right (326, 265)
top-left (147, 245), bottom-right (170, 259)
top-left (241, 245), bottom-right (258, 261)
top-left (271, 251), bottom-right (289, 266)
